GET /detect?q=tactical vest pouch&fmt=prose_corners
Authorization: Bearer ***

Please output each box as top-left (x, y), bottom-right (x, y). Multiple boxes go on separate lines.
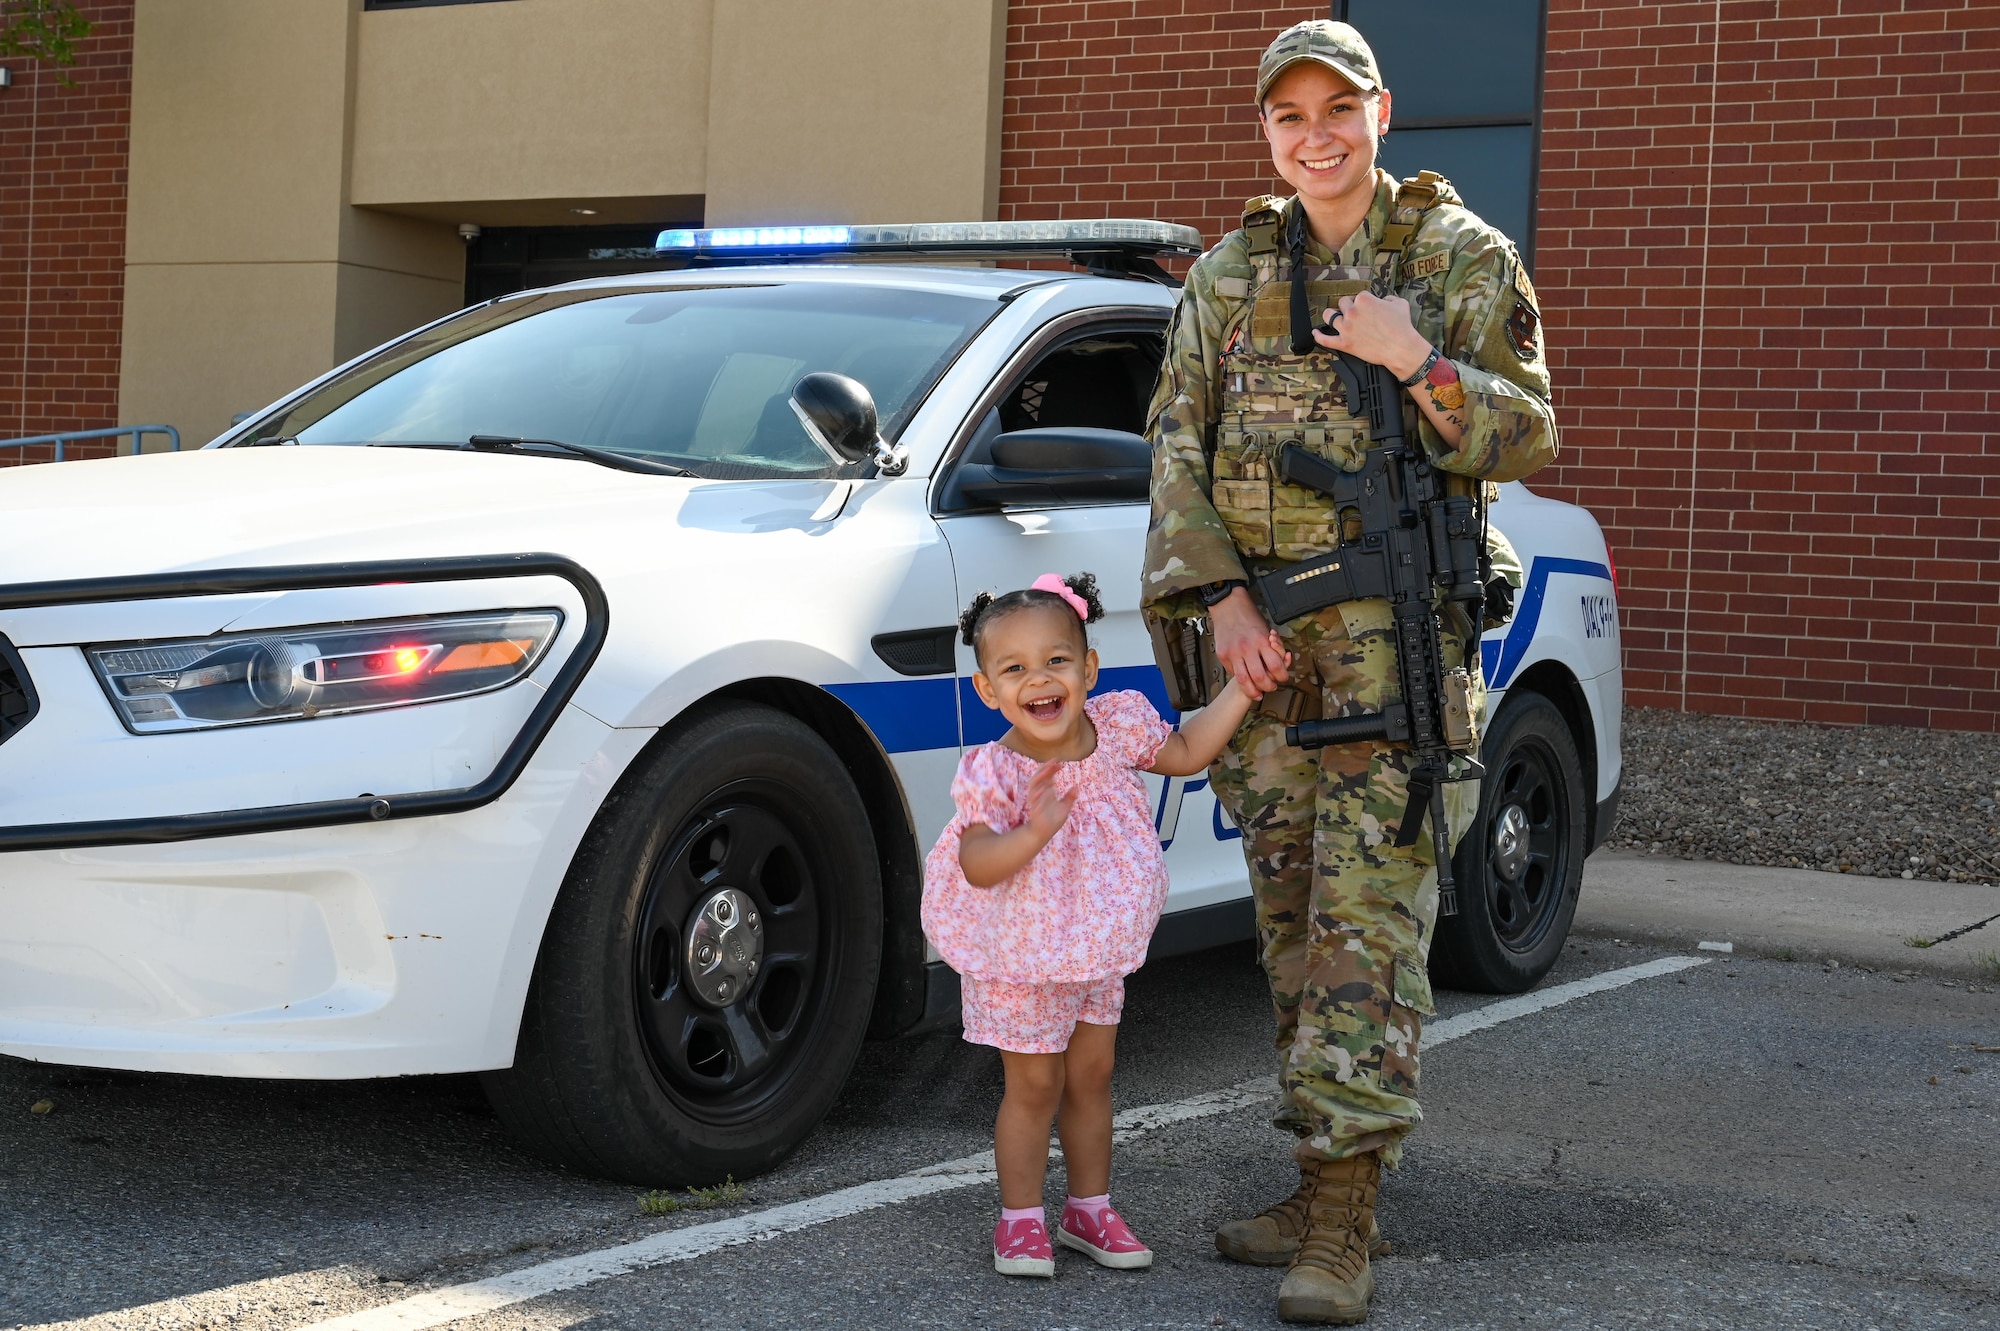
top-left (1216, 349), bottom-right (1371, 562)
top-left (1250, 278), bottom-right (1370, 341)
top-left (1210, 425), bottom-right (1276, 558)
top-left (1145, 609), bottom-right (1227, 713)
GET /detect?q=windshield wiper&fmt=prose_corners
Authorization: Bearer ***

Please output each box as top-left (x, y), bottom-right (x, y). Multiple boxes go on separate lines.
top-left (463, 435), bottom-right (698, 478)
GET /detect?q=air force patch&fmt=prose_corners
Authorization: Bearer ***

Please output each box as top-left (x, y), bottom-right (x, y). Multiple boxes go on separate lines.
top-left (1507, 261), bottom-right (1541, 358)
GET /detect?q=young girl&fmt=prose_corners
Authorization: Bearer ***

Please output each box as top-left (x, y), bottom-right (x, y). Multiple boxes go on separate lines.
top-left (922, 572), bottom-right (1286, 1278)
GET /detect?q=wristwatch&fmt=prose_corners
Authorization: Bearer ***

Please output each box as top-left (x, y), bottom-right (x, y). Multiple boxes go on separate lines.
top-left (1397, 347), bottom-right (1442, 388)
top-left (1199, 579), bottom-right (1246, 607)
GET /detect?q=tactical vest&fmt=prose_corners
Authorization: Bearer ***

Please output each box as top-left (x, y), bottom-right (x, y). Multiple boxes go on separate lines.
top-left (1209, 172), bottom-right (1461, 563)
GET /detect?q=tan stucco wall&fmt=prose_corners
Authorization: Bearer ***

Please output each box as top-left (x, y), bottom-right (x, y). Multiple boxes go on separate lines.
top-left (120, 265), bottom-right (343, 450)
top-left (349, 0), bottom-right (714, 223)
top-left (120, 0), bottom-right (464, 446)
top-left (704, 0), bottom-right (1009, 226)
top-left (119, 0), bottom-right (1009, 447)
top-left (122, 0), bottom-right (352, 267)
top-left (334, 209), bottom-right (467, 363)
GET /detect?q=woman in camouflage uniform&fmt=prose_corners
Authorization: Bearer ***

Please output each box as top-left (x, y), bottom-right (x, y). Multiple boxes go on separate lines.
top-left (1140, 19), bottom-right (1558, 1325)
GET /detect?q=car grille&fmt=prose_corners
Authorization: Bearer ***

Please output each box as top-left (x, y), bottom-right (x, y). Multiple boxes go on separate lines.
top-left (0, 635), bottom-right (38, 747)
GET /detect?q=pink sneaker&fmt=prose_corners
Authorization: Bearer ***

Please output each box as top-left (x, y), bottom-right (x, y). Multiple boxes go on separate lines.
top-left (993, 1216), bottom-right (1055, 1278)
top-left (1058, 1201), bottom-right (1154, 1270)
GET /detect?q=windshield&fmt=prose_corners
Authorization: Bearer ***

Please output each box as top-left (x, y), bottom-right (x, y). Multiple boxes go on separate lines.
top-left (238, 282), bottom-right (995, 480)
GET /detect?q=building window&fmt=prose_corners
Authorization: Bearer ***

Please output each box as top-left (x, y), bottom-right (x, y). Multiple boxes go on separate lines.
top-left (463, 224), bottom-right (692, 306)
top-left (1337, 0), bottom-right (1546, 265)
top-left (364, 0), bottom-right (519, 11)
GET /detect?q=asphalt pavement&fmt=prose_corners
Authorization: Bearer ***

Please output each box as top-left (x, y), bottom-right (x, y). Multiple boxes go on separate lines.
top-left (3, 855), bottom-right (1997, 1331)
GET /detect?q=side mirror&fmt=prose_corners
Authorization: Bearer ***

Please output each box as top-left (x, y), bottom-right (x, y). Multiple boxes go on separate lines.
top-left (790, 372), bottom-right (907, 475)
top-left (952, 427), bottom-right (1152, 508)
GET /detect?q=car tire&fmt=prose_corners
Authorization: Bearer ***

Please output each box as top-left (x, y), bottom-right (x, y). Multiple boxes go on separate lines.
top-left (1429, 691), bottom-right (1586, 994)
top-left (484, 702), bottom-right (883, 1185)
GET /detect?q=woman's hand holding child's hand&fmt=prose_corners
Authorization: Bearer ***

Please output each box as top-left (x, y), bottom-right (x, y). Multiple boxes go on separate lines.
top-left (1147, 635), bottom-right (1294, 778)
top-left (1231, 631), bottom-right (1289, 702)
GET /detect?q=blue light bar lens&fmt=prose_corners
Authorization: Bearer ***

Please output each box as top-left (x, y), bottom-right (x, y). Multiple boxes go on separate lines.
top-left (653, 219), bottom-right (1202, 257)
top-left (708, 226), bottom-right (852, 248)
top-left (656, 225), bottom-right (852, 252)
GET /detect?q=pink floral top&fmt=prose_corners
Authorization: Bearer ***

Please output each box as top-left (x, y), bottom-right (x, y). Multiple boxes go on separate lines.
top-left (922, 690), bottom-right (1174, 984)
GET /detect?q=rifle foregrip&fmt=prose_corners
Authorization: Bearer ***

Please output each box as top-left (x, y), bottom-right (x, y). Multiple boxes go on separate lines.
top-left (1287, 713), bottom-right (1392, 750)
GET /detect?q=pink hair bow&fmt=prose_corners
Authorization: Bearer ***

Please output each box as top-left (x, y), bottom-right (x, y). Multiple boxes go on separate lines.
top-left (1031, 573), bottom-right (1089, 621)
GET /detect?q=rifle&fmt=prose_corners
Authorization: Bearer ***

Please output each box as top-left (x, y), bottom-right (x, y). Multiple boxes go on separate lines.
top-left (1253, 339), bottom-right (1487, 915)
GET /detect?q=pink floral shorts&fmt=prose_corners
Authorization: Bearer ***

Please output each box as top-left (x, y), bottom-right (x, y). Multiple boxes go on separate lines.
top-left (959, 974), bottom-right (1125, 1054)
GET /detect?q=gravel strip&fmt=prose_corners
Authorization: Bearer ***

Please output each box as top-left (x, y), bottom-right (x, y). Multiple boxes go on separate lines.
top-left (1608, 707), bottom-right (2000, 884)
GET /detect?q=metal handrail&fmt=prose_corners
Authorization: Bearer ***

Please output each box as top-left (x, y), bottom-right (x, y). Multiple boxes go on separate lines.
top-left (0, 424), bottom-right (182, 462)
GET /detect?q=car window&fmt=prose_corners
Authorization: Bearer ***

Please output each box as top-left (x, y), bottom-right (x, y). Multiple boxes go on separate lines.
top-left (997, 331), bottom-right (1164, 436)
top-left (935, 324), bottom-right (1166, 512)
top-left (244, 284), bottom-right (996, 481)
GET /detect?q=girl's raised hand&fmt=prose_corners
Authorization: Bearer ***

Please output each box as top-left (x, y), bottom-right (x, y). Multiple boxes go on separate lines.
top-left (1023, 761), bottom-right (1077, 841)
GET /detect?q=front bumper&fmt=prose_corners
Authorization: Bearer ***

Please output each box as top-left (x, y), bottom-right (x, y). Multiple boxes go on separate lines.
top-left (0, 705), bottom-right (646, 1078)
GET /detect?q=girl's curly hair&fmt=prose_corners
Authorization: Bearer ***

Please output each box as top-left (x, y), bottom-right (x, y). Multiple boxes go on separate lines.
top-left (957, 572), bottom-right (1105, 661)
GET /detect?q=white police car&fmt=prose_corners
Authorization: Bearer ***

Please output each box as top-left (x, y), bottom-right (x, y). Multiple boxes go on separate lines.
top-left (0, 222), bottom-right (1620, 1184)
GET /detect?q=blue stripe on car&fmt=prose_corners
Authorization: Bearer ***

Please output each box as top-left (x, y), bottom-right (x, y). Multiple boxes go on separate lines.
top-left (822, 677), bottom-right (959, 753)
top-left (833, 561), bottom-right (1611, 756)
top-left (1483, 557), bottom-right (1613, 690)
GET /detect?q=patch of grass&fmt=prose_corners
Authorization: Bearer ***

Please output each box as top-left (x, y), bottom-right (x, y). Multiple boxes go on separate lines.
top-left (1772, 946), bottom-right (1798, 962)
top-left (637, 1175), bottom-right (748, 1217)
top-left (1977, 952), bottom-right (2000, 983)
top-left (1905, 935), bottom-right (1935, 950)
top-left (691, 1176), bottom-right (749, 1207)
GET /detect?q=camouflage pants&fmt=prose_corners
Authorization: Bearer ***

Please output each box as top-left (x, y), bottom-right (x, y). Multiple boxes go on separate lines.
top-left (1209, 599), bottom-right (1480, 1169)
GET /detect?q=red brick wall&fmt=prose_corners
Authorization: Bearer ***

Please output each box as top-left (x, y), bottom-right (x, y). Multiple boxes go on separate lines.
top-left (0, 2), bottom-right (134, 466)
top-left (999, 0), bottom-right (2000, 732)
top-left (1000, 1), bottom-right (1327, 247)
top-left (1533, 0), bottom-right (2000, 731)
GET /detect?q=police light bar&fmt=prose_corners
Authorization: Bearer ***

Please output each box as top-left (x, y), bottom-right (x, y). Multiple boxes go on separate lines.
top-left (655, 219), bottom-right (1203, 264)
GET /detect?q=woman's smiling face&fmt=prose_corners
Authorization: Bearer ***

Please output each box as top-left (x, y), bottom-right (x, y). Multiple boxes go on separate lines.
top-left (1259, 62), bottom-right (1391, 215)
top-left (970, 604), bottom-right (1099, 750)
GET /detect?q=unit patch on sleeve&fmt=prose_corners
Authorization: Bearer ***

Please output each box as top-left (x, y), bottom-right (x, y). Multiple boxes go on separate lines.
top-left (1506, 300), bottom-right (1540, 359)
top-left (1506, 260), bottom-right (1541, 359)
top-left (1512, 263), bottom-right (1538, 309)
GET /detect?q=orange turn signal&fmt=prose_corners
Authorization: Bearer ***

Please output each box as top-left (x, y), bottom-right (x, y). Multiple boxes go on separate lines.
top-left (435, 639), bottom-right (535, 673)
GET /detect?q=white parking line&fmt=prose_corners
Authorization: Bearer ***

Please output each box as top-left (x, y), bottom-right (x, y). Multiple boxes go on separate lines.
top-left (1423, 953), bottom-right (1709, 1046)
top-left (49, 955), bottom-right (1713, 1331)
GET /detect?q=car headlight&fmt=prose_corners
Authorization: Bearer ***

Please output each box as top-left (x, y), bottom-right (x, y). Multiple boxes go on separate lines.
top-left (87, 610), bottom-right (563, 734)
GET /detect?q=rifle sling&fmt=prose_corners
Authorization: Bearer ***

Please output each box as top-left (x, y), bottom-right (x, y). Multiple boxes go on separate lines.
top-left (1287, 204), bottom-right (1317, 356)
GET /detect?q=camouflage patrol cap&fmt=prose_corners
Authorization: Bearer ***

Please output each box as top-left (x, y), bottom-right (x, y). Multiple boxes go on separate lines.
top-left (1255, 20), bottom-right (1383, 105)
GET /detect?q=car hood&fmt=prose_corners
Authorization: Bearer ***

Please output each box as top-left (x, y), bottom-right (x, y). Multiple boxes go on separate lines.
top-left (0, 446), bottom-right (847, 583)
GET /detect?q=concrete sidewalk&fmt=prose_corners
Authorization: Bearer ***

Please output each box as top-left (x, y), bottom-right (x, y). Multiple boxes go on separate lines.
top-left (1574, 850), bottom-right (2000, 982)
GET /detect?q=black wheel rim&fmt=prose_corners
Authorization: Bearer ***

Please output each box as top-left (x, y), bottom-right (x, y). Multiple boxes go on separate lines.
top-left (1478, 735), bottom-right (1573, 954)
top-left (632, 780), bottom-right (833, 1125)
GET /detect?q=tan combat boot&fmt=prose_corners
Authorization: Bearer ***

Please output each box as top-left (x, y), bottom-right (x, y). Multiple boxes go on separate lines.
top-left (1216, 1168), bottom-right (1388, 1265)
top-left (1275, 1152), bottom-right (1381, 1325)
